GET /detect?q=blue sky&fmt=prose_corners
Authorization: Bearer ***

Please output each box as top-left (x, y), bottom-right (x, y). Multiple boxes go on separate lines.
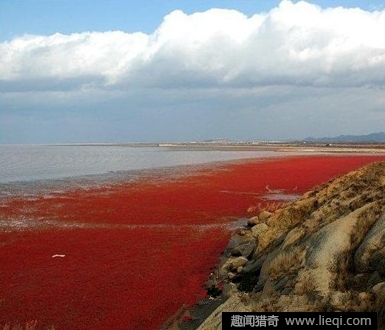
top-left (1, 0), bottom-right (385, 143)
top-left (1, 0), bottom-right (383, 41)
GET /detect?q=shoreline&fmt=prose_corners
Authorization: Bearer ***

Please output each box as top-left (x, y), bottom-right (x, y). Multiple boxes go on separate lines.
top-left (2, 143), bottom-right (384, 186)
top-left (2, 146), bottom-right (384, 190)
top-left (16, 141), bottom-right (385, 149)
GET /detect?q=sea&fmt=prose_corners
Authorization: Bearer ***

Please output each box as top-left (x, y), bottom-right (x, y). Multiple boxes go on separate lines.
top-left (0, 144), bottom-right (298, 199)
top-left (0, 144), bottom-right (293, 184)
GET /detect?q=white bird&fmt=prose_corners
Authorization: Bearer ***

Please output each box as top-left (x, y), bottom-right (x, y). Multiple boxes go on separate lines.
top-left (52, 254), bottom-right (66, 258)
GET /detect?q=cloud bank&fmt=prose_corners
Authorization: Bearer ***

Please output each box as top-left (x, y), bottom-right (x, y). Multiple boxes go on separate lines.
top-left (1, 0), bottom-right (385, 92)
top-left (1, 1), bottom-right (385, 143)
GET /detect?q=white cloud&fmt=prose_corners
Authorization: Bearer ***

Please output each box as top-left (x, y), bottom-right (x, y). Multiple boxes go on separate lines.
top-left (1, 0), bottom-right (385, 92)
top-left (2, 1), bottom-right (385, 143)
top-left (0, 30), bottom-right (148, 87)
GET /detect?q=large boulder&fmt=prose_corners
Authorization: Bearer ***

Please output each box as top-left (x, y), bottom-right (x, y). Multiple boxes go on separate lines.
top-left (231, 240), bottom-right (256, 259)
top-left (355, 211), bottom-right (385, 273)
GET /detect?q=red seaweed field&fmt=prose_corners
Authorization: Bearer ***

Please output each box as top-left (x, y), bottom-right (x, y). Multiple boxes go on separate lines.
top-left (1, 155), bottom-right (384, 329)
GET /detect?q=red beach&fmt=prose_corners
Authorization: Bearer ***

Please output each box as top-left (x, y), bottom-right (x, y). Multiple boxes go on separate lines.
top-left (1, 155), bottom-right (384, 329)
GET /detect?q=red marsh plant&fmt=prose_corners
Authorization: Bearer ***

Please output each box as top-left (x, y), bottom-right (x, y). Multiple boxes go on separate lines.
top-left (1, 155), bottom-right (384, 329)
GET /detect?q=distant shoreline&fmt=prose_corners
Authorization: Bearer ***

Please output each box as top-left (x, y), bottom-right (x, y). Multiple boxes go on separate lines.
top-left (20, 141), bottom-right (385, 154)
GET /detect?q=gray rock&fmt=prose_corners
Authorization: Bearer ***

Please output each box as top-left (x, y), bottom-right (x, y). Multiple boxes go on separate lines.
top-left (251, 223), bottom-right (268, 239)
top-left (231, 257), bottom-right (248, 271)
top-left (259, 211), bottom-right (272, 222)
top-left (377, 259), bottom-right (385, 277)
top-left (228, 272), bottom-right (237, 280)
top-left (355, 211), bottom-right (385, 273)
top-left (372, 282), bottom-right (385, 309)
top-left (247, 216), bottom-right (259, 227)
top-left (369, 248), bottom-right (385, 271)
top-left (272, 277), bottom-right (289, 292)
top-left (372, 282), bottom-right (385, 301)
top-left (350, 273), bottom-right (371, 291)
top-left (242, 256), bottom-right (266, 274)
top-left (329, 291), bottom-right (350, 309)
top-left (227, 231), bottom-right (254, 250)
top-left (231, 240), bottom-right (256, 259)
top-left (368, 271), bottom-right (383, 288)
top-left (305, 208), bottom-right (361, 269)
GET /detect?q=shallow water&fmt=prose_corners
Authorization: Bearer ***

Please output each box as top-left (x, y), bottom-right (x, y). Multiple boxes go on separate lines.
top-left (0, 144), bottom-right (289, 184)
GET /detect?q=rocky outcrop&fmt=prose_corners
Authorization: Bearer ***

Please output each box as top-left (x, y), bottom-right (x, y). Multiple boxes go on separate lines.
top-left (198, 161), bottom-right (385, 329)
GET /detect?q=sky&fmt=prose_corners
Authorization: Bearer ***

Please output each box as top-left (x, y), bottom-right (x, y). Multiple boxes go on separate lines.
top-left (1, 0), bottom-right (385, 143)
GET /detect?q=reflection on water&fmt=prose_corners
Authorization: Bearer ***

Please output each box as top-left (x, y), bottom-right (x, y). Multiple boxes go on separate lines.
top-left (0, 145), bottom-right (289, 184)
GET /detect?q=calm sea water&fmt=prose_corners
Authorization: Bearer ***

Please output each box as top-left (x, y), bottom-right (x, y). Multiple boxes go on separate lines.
top-left (0, 144), bottom-right (287, 184)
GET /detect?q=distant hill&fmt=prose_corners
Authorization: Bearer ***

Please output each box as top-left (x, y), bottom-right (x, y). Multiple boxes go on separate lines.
top-left (304, 132), bottom-right (385, 143)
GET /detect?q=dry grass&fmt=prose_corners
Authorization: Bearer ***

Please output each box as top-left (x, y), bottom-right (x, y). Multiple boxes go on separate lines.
top-left (266, 206), bottom-right (310, 234)
top-left (261, 247), bottom-right (304, 282)
top-left (294, 271), bottom-right (318, 296)
top-left (247, 201), bottom-right (284, 215)
top-left (251, 296), bottom-right (280, 313)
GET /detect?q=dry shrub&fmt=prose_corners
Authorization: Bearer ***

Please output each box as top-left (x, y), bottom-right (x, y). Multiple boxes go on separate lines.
top-left (262, 247), bottom-right (304, 281)
top-left (268, 206), bottom-right (309, 233)
top-left (294, 271), bottom-right (318, 296)
top-left (252, 296), bottom-right (279, 313)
